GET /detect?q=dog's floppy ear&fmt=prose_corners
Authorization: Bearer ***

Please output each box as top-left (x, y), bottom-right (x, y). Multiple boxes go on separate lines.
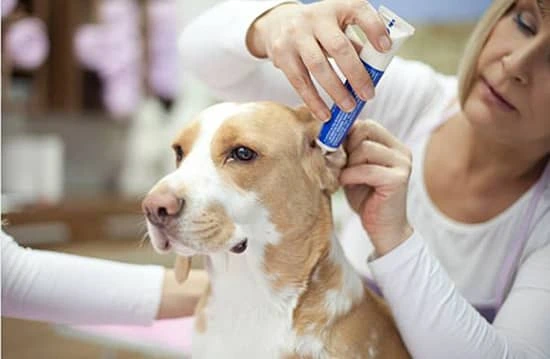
top-left (174, 255), bottom-right (192, 284)
top-left (321, 148), bottom-right (347, 194)
top-left (295, 105), bottom-right (347, 195)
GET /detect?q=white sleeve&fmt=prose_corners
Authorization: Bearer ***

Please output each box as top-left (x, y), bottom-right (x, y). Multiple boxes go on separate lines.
top-left (368, 229), bottom-right (550, 359)
top-left (179, 0), bottom-right (302, 105)
top-left (1, 231), bottom-right (165, 326)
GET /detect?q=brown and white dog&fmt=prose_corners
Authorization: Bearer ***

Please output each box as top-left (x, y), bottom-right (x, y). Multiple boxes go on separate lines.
top-left (142, 102), bottom-right (410, 359)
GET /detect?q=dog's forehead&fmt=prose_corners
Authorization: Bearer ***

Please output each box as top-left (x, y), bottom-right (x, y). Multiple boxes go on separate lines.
top-left (215, 102), bottom-right (299, 134)
top-left (172, 102), bottom-right (243, 149)
top-left (174, 102), bottom-right (305, 151)
top-left (217, 102), bottom-right (306, 144)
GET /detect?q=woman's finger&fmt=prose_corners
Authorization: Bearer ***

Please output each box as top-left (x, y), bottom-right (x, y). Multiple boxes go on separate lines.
top-left (315, 21), bottom-right (374, 102)
top-left (280, 52), bottom-right (332, 121)
top-left (347, 140), bottom-right (410, 168)
top-left (340, 164), bottom-right (410, 188)
top-left (346, 120), bottom-right (408, 155)
top-left (343, 0), bottom-right (392, 52)
top-left (297, 35), bottom-right (356, 112)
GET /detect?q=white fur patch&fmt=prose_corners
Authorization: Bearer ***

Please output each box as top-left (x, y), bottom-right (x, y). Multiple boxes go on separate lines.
top-left (324, 235), bottom-right (364, 320)
top-left (294, 334), bottom-right (326, 359)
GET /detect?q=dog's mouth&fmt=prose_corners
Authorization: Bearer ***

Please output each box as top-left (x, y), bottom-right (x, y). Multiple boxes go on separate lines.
top-left (150, 227), bottom-right (249, 256)
top-left (230, 239), bottom-right (248, 254)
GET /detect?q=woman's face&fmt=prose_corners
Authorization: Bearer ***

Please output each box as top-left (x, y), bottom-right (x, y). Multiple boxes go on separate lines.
top-left (464, 0), bottom-right (550, 150)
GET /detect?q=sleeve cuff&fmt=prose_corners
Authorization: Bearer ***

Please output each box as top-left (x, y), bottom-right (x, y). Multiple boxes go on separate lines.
top-left (367, 231), bottom-right (425, 278)
top-left (225, 0), bottom-right (299, 59)
top-left (133, 265), bottom-right (166, 325)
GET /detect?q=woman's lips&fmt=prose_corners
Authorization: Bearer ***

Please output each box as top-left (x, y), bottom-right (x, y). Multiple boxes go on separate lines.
top-left (480, 78), bottom-right (517, 112)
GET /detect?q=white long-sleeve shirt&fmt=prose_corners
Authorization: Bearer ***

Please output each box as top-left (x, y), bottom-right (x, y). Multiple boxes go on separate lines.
top-left (178, 2), bottom-right (550, 358)
top-left (1, 230), bottom-right (164, 325)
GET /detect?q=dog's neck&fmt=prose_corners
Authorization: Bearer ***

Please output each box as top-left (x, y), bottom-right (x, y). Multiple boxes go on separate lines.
top-left (205, 195), bottom-right (364, 327)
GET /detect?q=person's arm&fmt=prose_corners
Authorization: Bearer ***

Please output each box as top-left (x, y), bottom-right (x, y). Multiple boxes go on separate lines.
top-left (368, 228), bottom-right (550, 358)
top-left (179, 1), bottom-right (302, 105)
top-left (156, 268), bottom-right (207, 319)
top-left (179, 0), bottom-right (390, 117)
top-left (1, 231), bottom-right (205, 325)
top-left (180, 1), bottom-right (455, 141)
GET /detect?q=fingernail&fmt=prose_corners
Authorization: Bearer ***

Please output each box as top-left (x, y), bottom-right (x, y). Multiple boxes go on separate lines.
top-left (341, 98), bottom-right (355, 112)
top-left (379, 36), bottom-right (391, 52)
top-left (322, 109), bottom-right (332, 122)
top-left (316, 110), bottom-right (331, 122)
top-left (361, 86), bottom-right (374, 100)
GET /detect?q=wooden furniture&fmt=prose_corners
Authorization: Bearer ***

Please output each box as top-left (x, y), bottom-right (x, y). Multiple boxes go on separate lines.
top-left (2, 197), bottom-right (142, 243)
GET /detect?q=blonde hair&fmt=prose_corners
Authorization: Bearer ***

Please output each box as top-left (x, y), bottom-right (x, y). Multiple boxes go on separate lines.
top-left (457, 0), bottom-right (516, 106)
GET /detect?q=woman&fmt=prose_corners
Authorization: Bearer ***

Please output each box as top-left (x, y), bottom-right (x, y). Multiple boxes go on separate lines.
top-left (179, 0), bottom-right (550, 357)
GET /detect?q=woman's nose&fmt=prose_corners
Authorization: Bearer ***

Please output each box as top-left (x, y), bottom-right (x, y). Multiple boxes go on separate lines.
top-left (502, 54), bottom-right (529, 85)
top-left (501, 42), bottom-right (539, 85)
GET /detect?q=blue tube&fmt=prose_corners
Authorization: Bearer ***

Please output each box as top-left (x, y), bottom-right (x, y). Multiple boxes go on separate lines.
top-left (317, 61), bottom-right (385, 152)
top-left (315, 6), bottom-right (415, 152)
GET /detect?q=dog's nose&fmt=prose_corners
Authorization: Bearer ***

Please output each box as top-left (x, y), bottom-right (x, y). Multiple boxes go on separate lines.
top-left (142, 191), bottom-right (184, 227)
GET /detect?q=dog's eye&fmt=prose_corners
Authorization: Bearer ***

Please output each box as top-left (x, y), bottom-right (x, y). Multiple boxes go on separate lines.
top-left (173, 145), bottom-right (184, 163)
top-left (229, 146), bottom-right (257, 162)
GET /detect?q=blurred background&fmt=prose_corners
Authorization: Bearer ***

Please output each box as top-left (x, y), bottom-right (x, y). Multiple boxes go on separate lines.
top-left (1, 0), bottom-right (490, 357)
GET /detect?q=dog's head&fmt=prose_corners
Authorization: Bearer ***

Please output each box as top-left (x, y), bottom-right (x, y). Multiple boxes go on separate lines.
top-left (142, 102), bottom-right (346, 281)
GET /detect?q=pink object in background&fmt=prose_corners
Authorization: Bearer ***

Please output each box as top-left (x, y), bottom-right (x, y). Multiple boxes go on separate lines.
top-left (147, 0), bottom-right (180, 99)
top-left (1, 0), bottom-right (17, 18)
top-left (75, 24), bottom-right (141, 78)
top-left (73, 0), bottom-right (143, 118)
top-left (5, 17), bottom-right (49, 70)
top-left (99, 0), bottom-right (140, 27)
top-left (74, 25), bottom-right (104, 70)
top-left (103, 74), bottom-right (142, 120)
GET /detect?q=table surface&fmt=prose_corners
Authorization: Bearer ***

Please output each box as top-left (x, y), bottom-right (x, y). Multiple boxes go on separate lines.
top-left (55, 317), bottom-right (194, 358)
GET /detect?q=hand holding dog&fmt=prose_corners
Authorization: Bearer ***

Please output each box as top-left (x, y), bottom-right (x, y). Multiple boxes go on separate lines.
top-left (341, 120), bottom-right (414, 256)
top-left (247, 0), bottom-right (391, 121)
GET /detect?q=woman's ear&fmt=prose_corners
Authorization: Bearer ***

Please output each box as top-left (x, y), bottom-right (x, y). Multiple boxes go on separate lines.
top-left (174, 255), bottom-right (192, 284)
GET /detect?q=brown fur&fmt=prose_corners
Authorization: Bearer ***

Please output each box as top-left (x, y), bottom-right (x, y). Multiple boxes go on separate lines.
top-left (172, 120), bottom-right (201, 166)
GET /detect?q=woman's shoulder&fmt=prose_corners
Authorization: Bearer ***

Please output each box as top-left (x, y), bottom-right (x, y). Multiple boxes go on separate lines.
top-left (367, 57), bottom-right (459, 142)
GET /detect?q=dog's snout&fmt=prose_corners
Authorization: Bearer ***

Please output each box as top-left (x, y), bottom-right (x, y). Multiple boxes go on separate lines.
top-left (142, 191), bottom-right (184, 227)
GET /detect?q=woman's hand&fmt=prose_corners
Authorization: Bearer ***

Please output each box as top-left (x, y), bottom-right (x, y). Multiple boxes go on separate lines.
top-left (246, 0), bottom-right (391, 121)
top-left (156, 269), bottom-right (208, 319)
top-left (341, 120), bottom-right (413, 256)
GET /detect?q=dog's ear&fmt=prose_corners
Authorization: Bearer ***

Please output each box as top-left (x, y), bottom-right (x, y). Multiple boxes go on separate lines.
top-left (174, 255), bottom-right (192, 284)
top-left (294, 104), bottom-right (318, 125)
top-left (321, 148), bottom-right (347, 194)
top-left (295, 105), bottom-right (347, 194)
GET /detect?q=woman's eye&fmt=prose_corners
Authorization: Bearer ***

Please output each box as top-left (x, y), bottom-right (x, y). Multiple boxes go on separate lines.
top-left (514, 11), bottom-right (536, 35)
top-left (174, 145), bottom-right (184, 163)
top-left (229, 146), bottom-right (257, 162)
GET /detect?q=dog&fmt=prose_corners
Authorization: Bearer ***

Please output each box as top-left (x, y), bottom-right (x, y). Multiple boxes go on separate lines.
top-left (142, 102), bottom-right (410, 358)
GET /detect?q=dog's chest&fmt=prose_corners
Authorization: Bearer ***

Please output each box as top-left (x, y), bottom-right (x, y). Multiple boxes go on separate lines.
top-left (193, 253), bottom-right (324, 359)
top-left (192, 303), bottom-right (294, 358)
top-left (191, 261), bottom-right (305, 358)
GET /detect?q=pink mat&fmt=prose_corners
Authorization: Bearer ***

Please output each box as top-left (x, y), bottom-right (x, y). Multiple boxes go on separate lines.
top-left (59, 317), bottom-right (194, 356)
